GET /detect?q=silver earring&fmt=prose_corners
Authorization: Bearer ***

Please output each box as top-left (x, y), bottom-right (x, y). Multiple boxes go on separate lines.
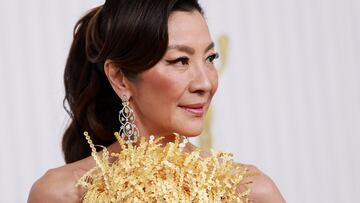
top-left (119, 95), bottom-right (139, 144)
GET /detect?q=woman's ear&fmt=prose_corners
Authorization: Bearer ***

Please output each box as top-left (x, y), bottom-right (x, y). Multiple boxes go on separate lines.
top-left (103, 59), bottom-right (132, 97)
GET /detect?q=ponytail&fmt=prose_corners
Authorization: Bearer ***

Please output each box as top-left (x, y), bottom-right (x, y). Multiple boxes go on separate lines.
top-left (62, 7), bottom-right (120, 164)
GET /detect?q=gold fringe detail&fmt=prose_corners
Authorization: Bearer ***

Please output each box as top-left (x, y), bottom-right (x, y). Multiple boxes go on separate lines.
top-left (76, 132), bottom-right (255, 202)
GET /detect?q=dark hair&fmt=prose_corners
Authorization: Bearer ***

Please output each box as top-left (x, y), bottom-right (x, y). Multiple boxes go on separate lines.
top-left (62, 0), bottom-right (203, 163)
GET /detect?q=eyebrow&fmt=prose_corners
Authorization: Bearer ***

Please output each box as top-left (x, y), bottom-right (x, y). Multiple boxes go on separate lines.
top-left (167, 42), bottom-right (215, 55)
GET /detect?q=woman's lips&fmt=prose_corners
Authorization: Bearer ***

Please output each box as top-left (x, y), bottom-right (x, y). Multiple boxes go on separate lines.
top-left (179, 103), bottom-right (205, 117)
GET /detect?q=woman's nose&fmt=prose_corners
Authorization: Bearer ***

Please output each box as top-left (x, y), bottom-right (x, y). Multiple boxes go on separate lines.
top-left (189, 65), bottom-right (213, 95)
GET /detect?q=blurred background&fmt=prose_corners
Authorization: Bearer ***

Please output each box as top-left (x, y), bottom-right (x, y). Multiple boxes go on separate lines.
top-left (0, 0), bottom-right (359, 202)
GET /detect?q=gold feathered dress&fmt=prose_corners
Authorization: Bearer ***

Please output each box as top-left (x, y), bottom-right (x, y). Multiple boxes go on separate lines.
top-left (76, 132), bottom-right (254, 202)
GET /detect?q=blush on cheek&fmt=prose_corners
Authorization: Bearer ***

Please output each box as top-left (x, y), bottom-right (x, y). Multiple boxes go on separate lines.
top-left (143, 69), bottom-right (186, 102)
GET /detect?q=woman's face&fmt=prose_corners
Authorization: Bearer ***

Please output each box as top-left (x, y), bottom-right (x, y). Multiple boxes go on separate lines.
top-left (129, 10), bottom-right (218, 137)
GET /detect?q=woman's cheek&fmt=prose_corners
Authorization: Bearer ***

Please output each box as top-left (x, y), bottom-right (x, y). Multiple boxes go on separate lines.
top-left (210, 69), bottom-right (219, 95)
top-left (158, 73), bottom-right (188, 99)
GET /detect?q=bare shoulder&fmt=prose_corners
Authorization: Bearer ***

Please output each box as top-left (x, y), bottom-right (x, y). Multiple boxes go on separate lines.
top-left (235, 163), bottom-right (286, 203)
top-left (28, 162), bottom-right (89, 203)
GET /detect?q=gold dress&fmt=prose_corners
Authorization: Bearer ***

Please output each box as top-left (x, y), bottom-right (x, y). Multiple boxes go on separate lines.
top-left (76, 132), bottom-right (254, 202)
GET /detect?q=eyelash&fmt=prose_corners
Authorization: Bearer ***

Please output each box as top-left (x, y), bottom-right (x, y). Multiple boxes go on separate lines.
top-left (165, 53), bottom-right (220, 66)
top-left (166, 56), bottom-right (189, 65)
top-left (207, 53), bottom-right (219, 63)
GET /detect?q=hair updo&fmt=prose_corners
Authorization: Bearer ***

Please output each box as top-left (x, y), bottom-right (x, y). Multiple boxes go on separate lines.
top-left (62, 0), bottom-right (203, 163)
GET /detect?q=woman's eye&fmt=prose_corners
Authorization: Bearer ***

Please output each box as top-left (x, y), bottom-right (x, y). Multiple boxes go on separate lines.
top-left (166, 57), bottom-right (189, 66)
top-left (207, 53), bottom-right (219, 63)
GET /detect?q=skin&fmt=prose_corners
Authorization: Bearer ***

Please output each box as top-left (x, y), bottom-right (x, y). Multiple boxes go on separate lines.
top-left (28, 10), bottom-right (285, 203)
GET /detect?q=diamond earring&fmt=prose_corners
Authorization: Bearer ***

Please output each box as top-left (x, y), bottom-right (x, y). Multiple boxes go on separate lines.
top-left (118, 95), bottom-right (139, 144)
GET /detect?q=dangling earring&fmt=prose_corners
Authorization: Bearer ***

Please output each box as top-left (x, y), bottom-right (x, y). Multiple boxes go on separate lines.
top-left (118, 94), bottom-right (139, 144)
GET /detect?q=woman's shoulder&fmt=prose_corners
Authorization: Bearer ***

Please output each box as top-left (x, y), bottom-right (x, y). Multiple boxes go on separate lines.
top-left (28, 160), bottom-right (90, 203)
top-left (195, 146), bottom-right (285, 202)
top-left (234, 163), bottom-right (286, 203)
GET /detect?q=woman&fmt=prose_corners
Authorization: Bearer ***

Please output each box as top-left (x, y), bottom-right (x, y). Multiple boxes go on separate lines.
top-left (28, 0), bottom-right (285, 202)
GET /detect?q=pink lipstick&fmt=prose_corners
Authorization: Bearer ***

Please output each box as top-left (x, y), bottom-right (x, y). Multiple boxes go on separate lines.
top-left (179, 103), bottom-right (205, 117)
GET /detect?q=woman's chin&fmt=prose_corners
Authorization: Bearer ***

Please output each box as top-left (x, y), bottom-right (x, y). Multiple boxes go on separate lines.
top-left (177, 123), bottom-right (204, 137)
top-left (184, 133), bottom-right (202, 138)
